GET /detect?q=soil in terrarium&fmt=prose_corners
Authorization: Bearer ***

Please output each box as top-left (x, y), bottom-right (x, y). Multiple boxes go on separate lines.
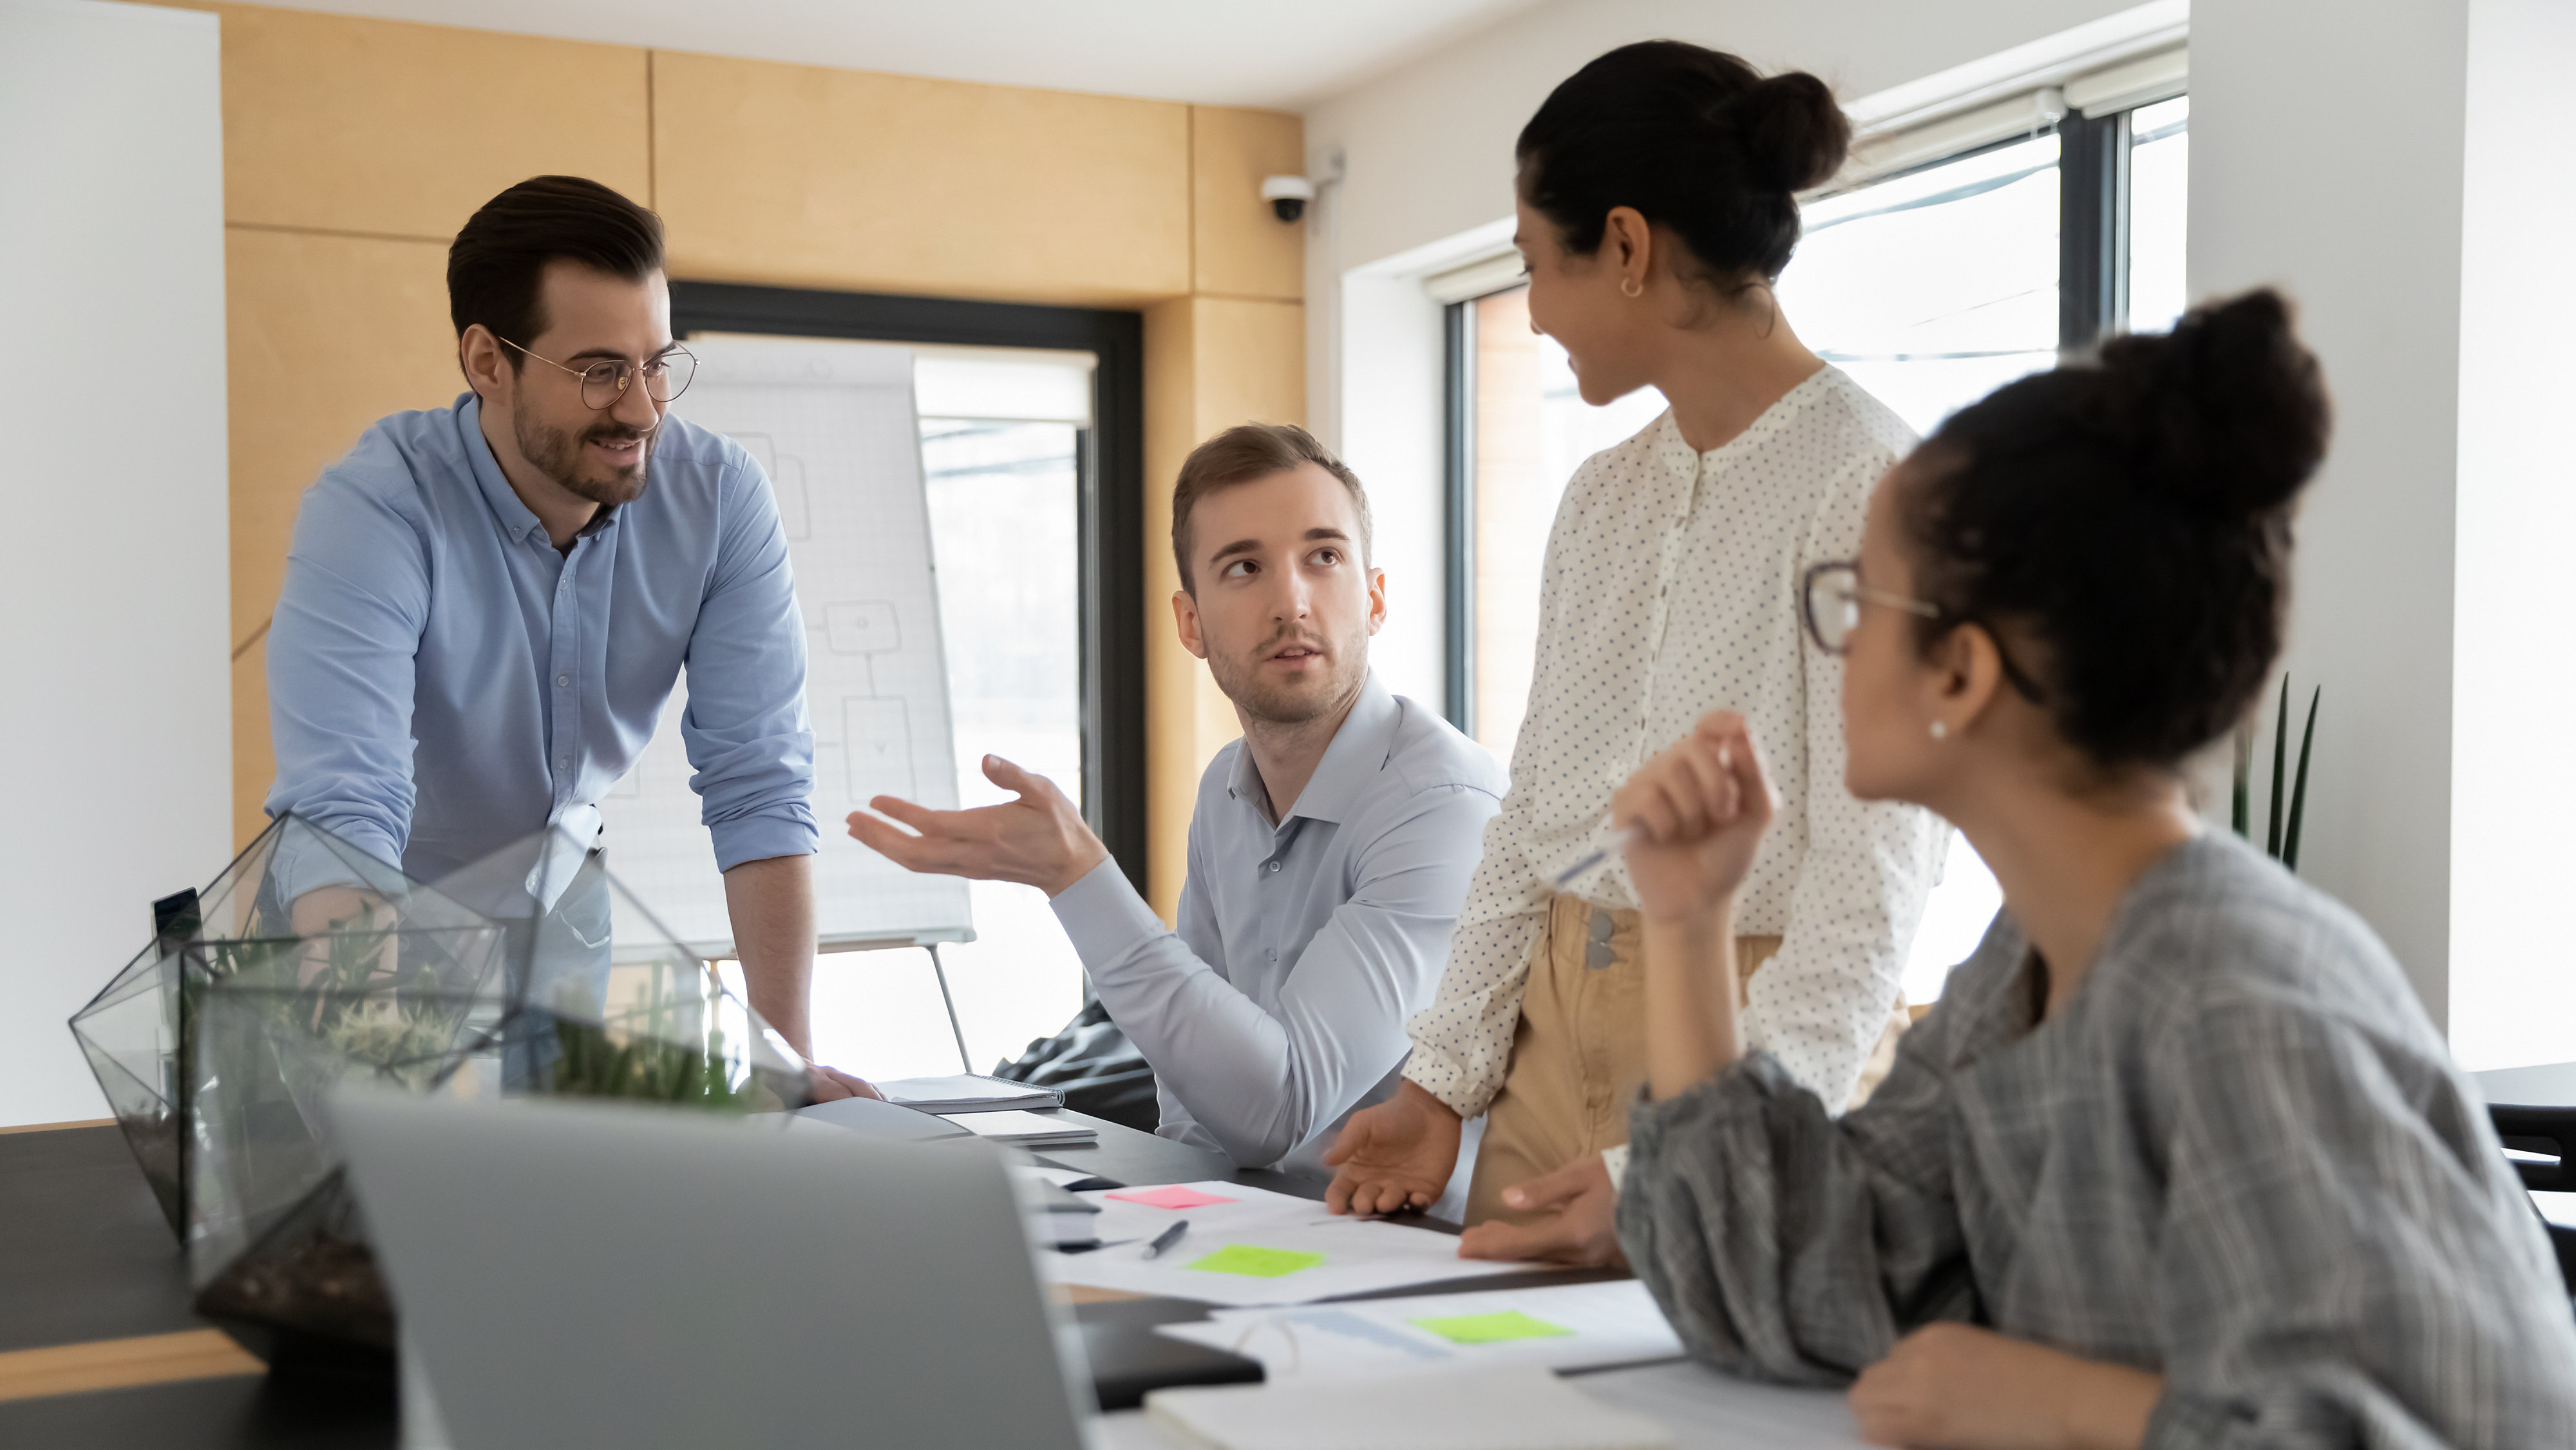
top-left (193, 1170), bottom-right (394, 1351)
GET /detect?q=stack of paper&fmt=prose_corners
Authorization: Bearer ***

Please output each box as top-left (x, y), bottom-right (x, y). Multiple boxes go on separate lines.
top-left (1144, 1364), bottom-right (1675, 1450)
top-left (1155, 1280), bottom-right (1684, 1380)
top-left (937, 1108), bottom-right (1097, 1148)
top-left (875, 1073), bottom-right (1064, 1113)
top-left (1038, 1181), bottom-right (1524, 1306)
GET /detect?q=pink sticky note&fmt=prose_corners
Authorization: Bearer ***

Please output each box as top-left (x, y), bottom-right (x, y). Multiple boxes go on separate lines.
top-left (1106, 1185), bottom-right (1236, 1211)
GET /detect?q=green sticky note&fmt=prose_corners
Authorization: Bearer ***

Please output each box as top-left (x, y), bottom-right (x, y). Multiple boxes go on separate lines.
top-left (1184, 1245), bottom-right (1326, 1279)
top-left (1407, 1311), bottom-right (1577, 1345)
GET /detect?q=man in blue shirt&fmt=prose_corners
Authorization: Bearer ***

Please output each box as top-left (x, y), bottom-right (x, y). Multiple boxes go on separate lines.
top-left (851, 425), bottom-right (1504, 1176)
top-left (265, 175), bottom-right (865, 1094)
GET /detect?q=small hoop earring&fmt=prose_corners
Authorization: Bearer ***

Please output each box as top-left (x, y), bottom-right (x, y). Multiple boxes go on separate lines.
top-left (1619, 277), bottom-right (1643, 298)
top-left (1929, 720), bottom-right (1949, 741)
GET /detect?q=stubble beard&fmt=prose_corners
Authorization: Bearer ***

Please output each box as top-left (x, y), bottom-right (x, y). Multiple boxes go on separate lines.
top-left (515, 408), bottom-right (653, 508)
top-left (1207, 619), bottom-right (1368, 727)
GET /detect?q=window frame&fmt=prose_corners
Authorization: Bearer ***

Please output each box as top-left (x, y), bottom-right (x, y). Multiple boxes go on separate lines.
top-left (668, 281), bottom-right (1150, 895)
top-left (1437, 95), bottom-right (2176, 736)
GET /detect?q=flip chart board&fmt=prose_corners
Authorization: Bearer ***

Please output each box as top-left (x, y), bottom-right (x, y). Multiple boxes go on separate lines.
top-left (598, 334), bottom-right (972, 955)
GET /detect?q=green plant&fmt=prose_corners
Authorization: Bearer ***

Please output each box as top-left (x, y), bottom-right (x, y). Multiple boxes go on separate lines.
top-left (2232, 676), bottom-right (2319, 871)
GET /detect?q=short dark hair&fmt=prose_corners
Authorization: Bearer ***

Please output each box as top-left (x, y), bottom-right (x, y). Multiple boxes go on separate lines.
top-left (1171, 424), bottom-right (1372, 594)
top-left (1901, 289), bottom-right (2332, 771)
top-left (448, 176), bottom-right (665, 369)
top-left (1516, 41), bottom-right (1848, 292)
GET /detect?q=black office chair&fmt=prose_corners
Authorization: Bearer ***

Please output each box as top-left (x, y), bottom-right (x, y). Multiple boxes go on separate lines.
top-left (2490, 1103), bottom-right (2576, 1293)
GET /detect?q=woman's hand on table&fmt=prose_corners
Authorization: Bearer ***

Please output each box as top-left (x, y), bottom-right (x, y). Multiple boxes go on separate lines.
top-left (1848, 1322), bottom-right (2160, 1450)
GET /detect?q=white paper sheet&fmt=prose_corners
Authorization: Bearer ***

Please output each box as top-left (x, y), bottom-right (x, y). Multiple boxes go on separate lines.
top-left (939, 1109), bottom-right (1095, 1143)
top-left (1143, 1364), bottom-right (1675, 1450)
top-left (1037, 1181), bottom-right (1525, 1306)
top-left (1010, 1163), bottom-right (1099, 1188)
top-left (1153, 1279), bottom-right (1685, 1380)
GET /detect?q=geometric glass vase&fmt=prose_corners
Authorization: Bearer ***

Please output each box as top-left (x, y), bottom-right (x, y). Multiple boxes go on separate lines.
top-left (69, 814), bottom-right (814, 1368)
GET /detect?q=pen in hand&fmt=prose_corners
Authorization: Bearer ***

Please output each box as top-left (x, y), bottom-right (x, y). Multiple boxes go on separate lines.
top-left (1141, 1219), bottom-right (1189, 1259)
top-left (1550, 825), bottom-right (1643, 891)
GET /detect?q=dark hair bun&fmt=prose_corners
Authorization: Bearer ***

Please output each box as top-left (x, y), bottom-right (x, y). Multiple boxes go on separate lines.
top-left (1516, 42), bottom-right (1848, 285)
top-left (1902, 288), bottom-right (2333, 771)
top-left (2096, 288), bottom-right (2330, 520)
top-left (1741, 72), bottom-right (1851, 193)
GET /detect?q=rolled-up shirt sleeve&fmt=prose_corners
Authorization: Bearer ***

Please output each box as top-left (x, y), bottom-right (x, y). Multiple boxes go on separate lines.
top-left (263, 473), bottom-right (430, 899)
top-left (681, 457), bottom-right (816, 871)
top-left (1054, 784), bottom-right (1501, 1168)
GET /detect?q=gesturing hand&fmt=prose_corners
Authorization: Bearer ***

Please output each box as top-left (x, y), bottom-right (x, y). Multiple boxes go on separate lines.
top-left (847, 755), bottom-right (1108, 897)
top-left (1322, 1079), bottom-right (1463, 1216)
top-left (1613, 711), bottom-right (1776, 925)
top-left (1457, 1154), bottom-right (1627, 1268)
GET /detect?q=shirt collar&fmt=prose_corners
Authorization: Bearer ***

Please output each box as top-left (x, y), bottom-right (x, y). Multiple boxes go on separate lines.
top-left (1226, 670), bottom-right (1400, 828)
top-left (455, 391), bottom-right (620, 546)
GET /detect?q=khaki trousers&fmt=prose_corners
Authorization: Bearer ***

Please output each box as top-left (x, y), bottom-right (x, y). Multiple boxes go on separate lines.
top-left (1464, 894), bottom-right (1909, 1226)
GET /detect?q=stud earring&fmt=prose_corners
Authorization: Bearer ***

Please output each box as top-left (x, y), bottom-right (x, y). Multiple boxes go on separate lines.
top-left (1929, 720), bottom-right (1949, 741)
top-left (1620, 277), bottom-right (1643, 298)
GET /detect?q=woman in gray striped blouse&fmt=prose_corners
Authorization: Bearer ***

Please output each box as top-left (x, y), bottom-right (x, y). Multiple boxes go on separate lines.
top-left (1604, 291), bottom-right (2576, 1447)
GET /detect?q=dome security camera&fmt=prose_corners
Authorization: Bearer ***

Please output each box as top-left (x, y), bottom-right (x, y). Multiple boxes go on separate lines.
top-left (1261, 175), bottom-right (1316, 224)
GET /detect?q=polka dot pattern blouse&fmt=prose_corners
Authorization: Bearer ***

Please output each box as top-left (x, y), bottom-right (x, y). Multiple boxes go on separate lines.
top-left (1405, 366), bottom-right (1948, 1116)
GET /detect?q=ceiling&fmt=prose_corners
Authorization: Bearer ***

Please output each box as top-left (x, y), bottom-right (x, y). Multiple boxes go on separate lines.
top-left (269, 0), bottom-right (1550, 110)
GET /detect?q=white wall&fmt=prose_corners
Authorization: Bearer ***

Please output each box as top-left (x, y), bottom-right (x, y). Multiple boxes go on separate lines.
top-left (2448, 0), bottom-right (2576, 1067)
top-left (2188, 0), bottom-right (2472, 1033)
top-left (1301, 0), bottom-right (2152, 721)
top-left (0, 0), bottom-right (231, 1125)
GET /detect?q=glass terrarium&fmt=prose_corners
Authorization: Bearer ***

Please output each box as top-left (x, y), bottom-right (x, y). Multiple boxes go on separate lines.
top-left (68, 815), bottom-right (812, 1369)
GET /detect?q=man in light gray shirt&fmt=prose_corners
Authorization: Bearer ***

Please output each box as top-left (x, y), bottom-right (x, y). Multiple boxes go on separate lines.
top-left (849, 424), bottom-right (1503, 1176)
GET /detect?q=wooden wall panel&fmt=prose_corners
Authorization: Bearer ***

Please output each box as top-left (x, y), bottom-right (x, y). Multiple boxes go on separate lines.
top-left (1187, 297), bottom-right (1307, 433)
top-left (176, 2), bottom-right (649, 239)
top-left (1139, 296), bottom-right (1306, 919)
top-left (1191, 108), bottom-right (1306, 301)
top-left (223, 227), bottom-right (457, 843)
top-left (654, 52), bottom-right (1191, 305)
top-left (230, 635), bottom-right (269, 848)
top-left (1141, 298), bottom-right (1198, 919)
top-left (146, 1), bottom-right (1305, 868)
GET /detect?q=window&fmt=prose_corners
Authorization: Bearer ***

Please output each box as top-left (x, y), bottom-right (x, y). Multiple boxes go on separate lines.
top-left (672, 283), bottom-right (1146, 1074)
top-left (1444, 88), bottom-right (2187, 1002)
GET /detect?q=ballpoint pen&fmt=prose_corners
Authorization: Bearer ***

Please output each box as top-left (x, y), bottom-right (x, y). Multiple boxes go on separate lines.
top-left (1549, 825), bottom-right (1642, 891)
top-left (1141, 1219), bottom-right (1189, 1259)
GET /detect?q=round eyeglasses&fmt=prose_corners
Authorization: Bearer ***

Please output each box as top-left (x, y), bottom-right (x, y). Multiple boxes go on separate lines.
top-left (1799, 559), bottom-right (2050, 703)
top-left (502, 338), bottom-right (697, 410)
top-left (1800, 560), bottom-right (1937, 654)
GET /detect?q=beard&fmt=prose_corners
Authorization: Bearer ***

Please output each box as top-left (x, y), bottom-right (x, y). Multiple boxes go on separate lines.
top-left (1205, 617), bottom-right (1368, 727)
top-left (514, 407), bottom-right (654, 507)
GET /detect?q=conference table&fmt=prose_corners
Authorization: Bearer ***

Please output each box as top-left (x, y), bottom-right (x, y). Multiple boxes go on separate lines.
top-left (2474, 1060), bottom-right (2576, 1111)
top-left (0, 1106), bottom-right (1868, 1448)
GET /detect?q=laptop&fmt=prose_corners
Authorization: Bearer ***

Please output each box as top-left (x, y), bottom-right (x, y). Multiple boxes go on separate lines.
top-left (332, 1089), bottom-right (1095, 1449)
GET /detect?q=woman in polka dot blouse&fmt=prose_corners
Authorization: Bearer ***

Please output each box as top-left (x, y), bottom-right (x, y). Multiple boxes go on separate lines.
top-left (1323, 41), bottom-right (1946, 1263)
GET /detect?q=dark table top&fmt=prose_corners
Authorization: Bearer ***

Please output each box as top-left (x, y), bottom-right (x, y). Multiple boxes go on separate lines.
top-left (1, 1105), bottom-right (1600, 1445)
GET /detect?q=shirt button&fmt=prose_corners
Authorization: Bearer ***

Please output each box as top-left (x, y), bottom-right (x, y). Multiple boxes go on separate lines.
top-left (1267, 861), bottom-right (1282, 873)
top-left (556, 674), bottom-right (571, 687)
top-left (556, 756), bottom-right (571, 770)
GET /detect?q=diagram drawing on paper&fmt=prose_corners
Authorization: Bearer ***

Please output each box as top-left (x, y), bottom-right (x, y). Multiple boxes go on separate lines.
top-left (594, 336), bottom-right (972, 953)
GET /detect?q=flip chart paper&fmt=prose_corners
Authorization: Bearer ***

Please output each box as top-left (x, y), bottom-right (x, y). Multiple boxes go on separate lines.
top-left (1108, 1185), bottom-right (1237, 1210)
top-left (1189, 1246), bottom-right (1326, 1278)
top-left (1412, 1311), bottom-right (1576, 1345)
